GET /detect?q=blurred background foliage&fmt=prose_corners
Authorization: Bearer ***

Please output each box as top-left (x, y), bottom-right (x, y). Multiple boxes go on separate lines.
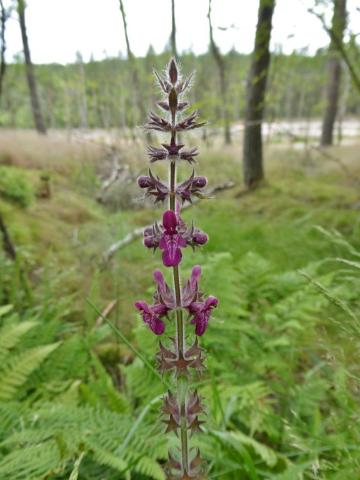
top-left (0, 0), bottom-right (360, 478)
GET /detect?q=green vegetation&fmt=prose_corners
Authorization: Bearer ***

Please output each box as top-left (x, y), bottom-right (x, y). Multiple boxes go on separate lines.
top-left (0, 165), bottom-right (34, 207)
top-left (0, 134), bottom-right (359, 478)
top-left (1, 50), bottom-right (359, 130)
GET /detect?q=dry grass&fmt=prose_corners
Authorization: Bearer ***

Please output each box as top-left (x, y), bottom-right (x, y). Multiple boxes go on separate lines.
top-left (0, 130), bottom-right (104, 174)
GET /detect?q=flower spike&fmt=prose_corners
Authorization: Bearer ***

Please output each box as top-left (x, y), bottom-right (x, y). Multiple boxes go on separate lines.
top-left (134, 58), bottom-right (218, 478)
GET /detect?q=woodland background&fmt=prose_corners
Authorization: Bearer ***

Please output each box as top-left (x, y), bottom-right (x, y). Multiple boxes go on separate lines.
top-left (0, 0), bottom-right (360, 479)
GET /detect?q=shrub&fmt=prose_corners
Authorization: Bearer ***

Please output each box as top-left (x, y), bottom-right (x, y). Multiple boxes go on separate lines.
top-left (0, 166), bottom-right (34, 208)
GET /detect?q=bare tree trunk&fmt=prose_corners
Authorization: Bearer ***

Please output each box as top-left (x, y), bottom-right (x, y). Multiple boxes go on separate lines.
top-left (321, 0), bottom-right (347, 146)
top-left (309, 6), bottom-right (360, 94)
top-left (118, 0), bottom-right (146, 127)
top-left (337, 60), bottom-right (350, 143)
top-left (208, 0), bottom-right (231, 145)
top-left (0, 211), bottom-right (16, 260)
top-left (170, 0), bottom-right (178, 58)
top-left (0, 0), bottom-right (8, 103)
top-left (17, 0), bottom-right (46, 134)
top-left (242, 0), bottom-right (275, 188)
top-left (76, 52), bottom-right (88, 129)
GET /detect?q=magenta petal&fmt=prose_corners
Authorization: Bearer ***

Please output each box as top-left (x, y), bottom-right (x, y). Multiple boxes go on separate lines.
top-left (135, 301), bottom-right (151, 313)
top-left (178, 236), bottom-right (187, 247)
top-left (160, 233), bottom-right (184, 267)
top-left (205, 295), bottom-right (219, 309)
top-left (193, 231), bottom-right (208, 245)
top-left (195, 318), bottom-right (207, 336)
top-left (152, 303), bottom-right (168, 315)
top-left (189, 301), bottom-right (203, 314)
top-left (162, 247), bottom-right (182, 267)
top-left (162, 210), bottom-right (177, 232)
top-left (150, 316), bottom-right (165, 335)
top-left (153, 269), bottom-right (165, 288)
top-left (190, 265), bottom-right (201, 289)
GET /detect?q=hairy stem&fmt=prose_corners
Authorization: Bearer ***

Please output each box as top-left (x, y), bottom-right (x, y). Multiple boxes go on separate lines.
top-left (169, 130), bottom-right (189, 474)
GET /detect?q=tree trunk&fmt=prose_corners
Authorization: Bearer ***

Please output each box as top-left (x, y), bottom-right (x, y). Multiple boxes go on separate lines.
top-left (17, 0), bottom-right (46, 134)
top-left (170, 0), bottom-right (178, 58)
top-left (337, 60), bottom-right (350, 143)
top-left (76, 52), bottom-right (88, 129)
top-left (208, 0), bottom-right (231, 145)
top-left (321, 0), bottom-right (347, 146)
top-left (0, 0), bottom-right (8, 103)
top-left (118, 0), bottom-right (146, 127)
top-left (242, 0), bottom-right (275, 188)
top-left (0, 211), bottom-right (16, 260)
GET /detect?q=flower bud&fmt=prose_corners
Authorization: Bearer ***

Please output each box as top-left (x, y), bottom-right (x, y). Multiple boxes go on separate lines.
top-left (192, 232), bottom-right (208, 245)
top-left (193, 176), bottom-right (207, 188)
top-left (138, 176), bottom-right (152, 188)
top-left (169, 59), bottom-right (178, 85)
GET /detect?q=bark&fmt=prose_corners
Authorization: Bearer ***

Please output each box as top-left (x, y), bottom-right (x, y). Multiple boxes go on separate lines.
top-left (170, 0), bottom-right (178, 58)
top-left (242, 0), bottom-right (275, 188)
top-left (0, 211), bottom-right (16, 260)
top-left (337, 60), bottom-right (350, 143)
top-left (321, 0), bottom-right (347, 146)
top-left (0, 0), bottom-right (7, 102)
top-left (309, 7), bottom-right (360, 95)
top-left (76, 53), bottom-right (88, 129)
top-left (208, 0), bottom-right (231, 145)
top-left (17, 0), bottom-right (46, 134)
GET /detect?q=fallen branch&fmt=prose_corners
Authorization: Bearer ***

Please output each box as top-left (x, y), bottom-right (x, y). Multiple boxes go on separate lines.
top-left (282, 127), bottom-right (360, 187)
top-left (102, 180), bottom-right (235, 264)
top-left (96, 163), bottom-right (136, 204)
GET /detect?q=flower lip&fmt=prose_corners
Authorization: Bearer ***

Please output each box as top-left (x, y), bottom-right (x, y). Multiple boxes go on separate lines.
top-left (135, 300), bottom-right (167, 336)
top-left (189, 295), bottom-right (219, 336)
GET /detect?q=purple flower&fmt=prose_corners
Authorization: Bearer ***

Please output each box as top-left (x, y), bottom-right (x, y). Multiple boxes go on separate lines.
top-left (134, 300), bottom-right (167, 335)
top-left (137, 170), bottom-right (169, 203)
top-left (146, 112), bottom-right (172, 132)
top-left (153, 269), bottom-right (175, 309)
top-left (143, 209), bottom-right (208, 267)
top-left (146, 139), bottom-right (198, 164)
top-left (162, 142), bottom-right (185, 157)
top-left (175, 111), bottom-right (206, 132)
top-left (176, 172), bottom-right (207, 203)
top-left (159, 210), bottom-right (187, 267)
top-left (143, 225), bottom-right (161, 249)
top-left (147, 145), bottom-right (168, 162)
top-left (178, 265), bottom-right (219, 335)
top-left (189, 296), bottom-right (218, 336)
top-left (182, 265), bottom-right (202, 307)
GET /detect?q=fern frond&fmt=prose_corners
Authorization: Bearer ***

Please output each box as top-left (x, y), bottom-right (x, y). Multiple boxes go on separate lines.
top-left (0, 342), bottom-right (60, 401)
top-left (0, 320), bottom-right (38, 364)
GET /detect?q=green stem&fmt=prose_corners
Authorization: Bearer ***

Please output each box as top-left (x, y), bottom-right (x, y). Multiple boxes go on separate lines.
top-left (168, 132), bottom-right (189, 475)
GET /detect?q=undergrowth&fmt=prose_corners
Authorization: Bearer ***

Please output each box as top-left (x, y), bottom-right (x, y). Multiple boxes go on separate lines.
top-left (0, 138), bottom-right (359, 478)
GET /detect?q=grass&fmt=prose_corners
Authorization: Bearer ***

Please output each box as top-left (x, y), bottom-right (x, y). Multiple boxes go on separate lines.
top-left (0, 130), bottom-right (359, 322)
top-left (0, 130), bottom-right (360, 478)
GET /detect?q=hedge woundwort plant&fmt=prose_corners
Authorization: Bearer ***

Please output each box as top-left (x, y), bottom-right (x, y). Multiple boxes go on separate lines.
top-left (135, 59), bottom-right (218, 479)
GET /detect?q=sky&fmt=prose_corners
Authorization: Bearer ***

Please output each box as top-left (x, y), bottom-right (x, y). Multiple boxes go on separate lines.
top-left (4, 0), bottom-right (360, 64)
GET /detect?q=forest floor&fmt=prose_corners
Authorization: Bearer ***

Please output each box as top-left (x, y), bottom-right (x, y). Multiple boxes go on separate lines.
top-left (1, 129), bottom-right (360, 478)
top-left (0, 129), bottom-right (359, 326)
